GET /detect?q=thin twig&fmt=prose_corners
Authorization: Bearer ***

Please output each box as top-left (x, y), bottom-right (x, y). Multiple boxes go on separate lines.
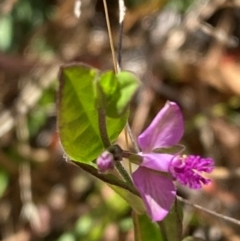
top-left (17, 115), bottom-right (41, 231)
top-left (177, 196), bottom-right (240, 226)
top-left (117, 0), bottom-right (126, 67)
top-left (126, 122), bottom-right (140, 152)
top-left (102, 0), bottom-right (118, 73)
top-left (117, 24), bottom-right (124, 67)
top-left (131, 87), bottom-right (154, 137)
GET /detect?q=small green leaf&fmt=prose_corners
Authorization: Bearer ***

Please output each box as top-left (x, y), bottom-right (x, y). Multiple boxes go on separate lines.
top-left (73, 161), bottom-right (145, 214)
top-left (98, 70), bottom-right (140, 118)
top-left (158, 200), bottom-right (183, 241)
top-left (57, 64), bottom-right (127, 163)
top-left (109, 184), bottom-right (146, 214)
top-left (133, 201), bottom-right (182, 241)
top-left (134, 214), bottom-right (163, 241)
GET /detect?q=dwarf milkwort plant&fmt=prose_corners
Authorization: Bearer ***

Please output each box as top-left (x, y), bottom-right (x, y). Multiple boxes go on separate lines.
top-left (97, 101), bottom-right (214, 222)
top-left (56, 0), bottom-right (219, 240)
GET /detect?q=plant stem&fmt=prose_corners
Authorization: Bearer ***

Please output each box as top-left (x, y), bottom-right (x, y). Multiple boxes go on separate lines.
top-left (115, 161), bottom-right (133, 185)
top-left (97, 107), bottom-right (111, 148)
top-left (158, 222), bottom-right (168, 241)
top-left (98, 106), bottom-right (133, 184)
top-left (174, 199), bottom-right (183, 240)
top-left (98, 107), bottom-right (133, 183)
top-left (102, 0), bottom-right (133, 185)
top-left (133, 210), bottom-right (142, 241)
top-left (72, 161), bottom-right (138, 195)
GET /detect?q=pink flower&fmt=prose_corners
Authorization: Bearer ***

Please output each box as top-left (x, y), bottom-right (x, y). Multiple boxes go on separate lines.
top-left (132, 101), bottom-right (214, 222)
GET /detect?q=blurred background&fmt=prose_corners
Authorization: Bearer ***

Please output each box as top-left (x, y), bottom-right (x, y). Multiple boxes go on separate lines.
top-left (0, 0), bottom-right (240, 240)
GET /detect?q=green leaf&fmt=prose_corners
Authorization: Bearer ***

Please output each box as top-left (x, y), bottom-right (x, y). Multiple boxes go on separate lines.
top-left (57, 64), bottom-right (127, 163)
top-left (157, 200), bottom-right (183, 241)
top-left (73, 161), bottom-right (145, 214)
top-left (109, 184), bottom-right (146, 214)
top-left (98, 70), bottom-right (140, 118)
top-left (133, 201), bottom-right (182, 241)
top-left (134, 214), bottom-right (163, 241)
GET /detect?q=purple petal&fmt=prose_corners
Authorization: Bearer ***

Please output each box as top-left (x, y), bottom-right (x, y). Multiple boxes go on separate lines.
top-left (139, 153), bottom-right (174, 172)
top-left (138, 101), bottom-right (184, 152)
top-left (132, 167), bottom-right (176, 222)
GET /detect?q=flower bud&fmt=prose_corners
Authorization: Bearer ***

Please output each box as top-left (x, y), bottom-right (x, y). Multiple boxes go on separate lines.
top-left (96, 151), bottom-right (114, 173)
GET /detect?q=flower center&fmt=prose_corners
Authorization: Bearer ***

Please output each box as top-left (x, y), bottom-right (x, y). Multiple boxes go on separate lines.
top-left (169, 155), bottom-right (214, 189)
